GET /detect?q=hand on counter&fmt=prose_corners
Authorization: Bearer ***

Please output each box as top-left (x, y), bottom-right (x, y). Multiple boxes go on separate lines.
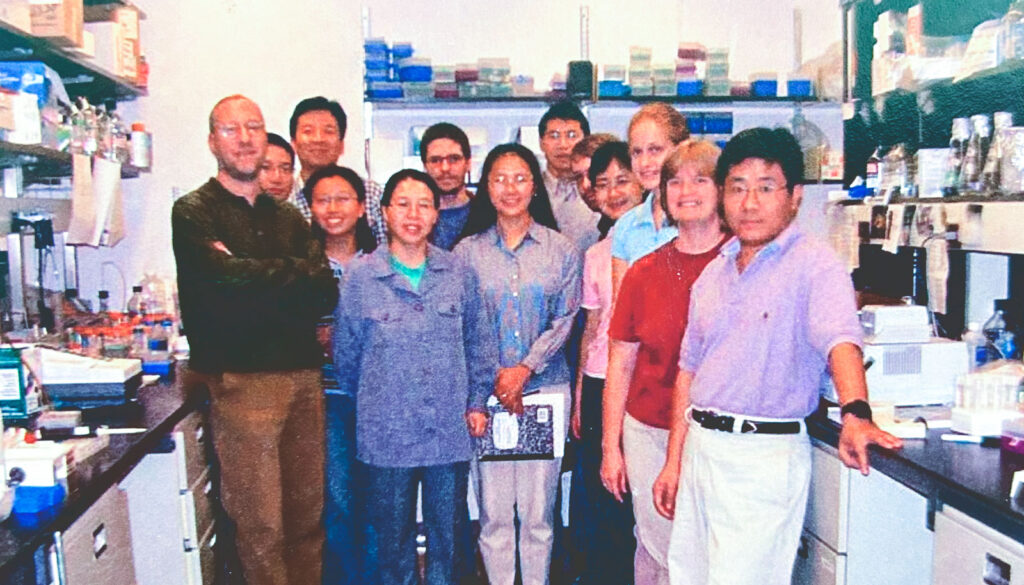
top-left (838, 416), bottom-right (904, 475)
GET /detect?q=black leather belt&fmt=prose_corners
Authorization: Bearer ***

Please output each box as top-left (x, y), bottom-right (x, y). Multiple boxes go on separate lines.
top-left (690, 409), bottom-right (802, 435)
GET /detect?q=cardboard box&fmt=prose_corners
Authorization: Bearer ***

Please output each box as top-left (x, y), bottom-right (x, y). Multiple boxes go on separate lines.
top-left (28, 0), bottom-right (84, 47)
top-left (85, 20), bottom-right (136, 81)
top-left (0, 1), bottom-right (32, 33)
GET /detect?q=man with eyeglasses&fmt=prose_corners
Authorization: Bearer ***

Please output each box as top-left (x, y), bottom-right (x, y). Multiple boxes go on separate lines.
top-left (172, 95), bottom-right (337, 585)
top-left (651, 128), bottom-right (902, 585)
top-left (288, 96), bottom-right (388, 247)
top-left (421, 122), bottom-right (474, 250)
top-left (538, 101), bottom-right (601, 253)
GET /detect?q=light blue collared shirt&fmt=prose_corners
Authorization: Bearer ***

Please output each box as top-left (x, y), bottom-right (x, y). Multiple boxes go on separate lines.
top-left (453, 222), bottom-right (582, 393)
top-left (611, 194), bottom-right (678, 266)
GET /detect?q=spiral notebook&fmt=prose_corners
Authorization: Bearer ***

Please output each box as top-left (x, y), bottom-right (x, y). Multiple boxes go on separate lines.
top-left (476, 393), bottom-right (565, 460)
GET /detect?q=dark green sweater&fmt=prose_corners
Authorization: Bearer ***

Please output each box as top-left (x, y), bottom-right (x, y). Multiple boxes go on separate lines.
top-left (172, 178), bottom-right (338, 374)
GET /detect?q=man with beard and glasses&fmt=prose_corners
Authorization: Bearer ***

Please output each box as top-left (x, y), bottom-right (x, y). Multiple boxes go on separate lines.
top-left (172, 95), bottom-right (338, 585)
top-left (421, 122), bottom-right (474, 251)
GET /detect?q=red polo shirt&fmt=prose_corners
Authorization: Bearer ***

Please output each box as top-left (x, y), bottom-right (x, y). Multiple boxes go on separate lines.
top-left (609, 237), bottom-right (725, 429)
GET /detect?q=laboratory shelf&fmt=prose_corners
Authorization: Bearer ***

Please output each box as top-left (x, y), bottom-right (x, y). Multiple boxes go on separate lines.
top-left (0, 140), bottom-right (142, 182)
top-left (0, 19), bottom-right (145, 103)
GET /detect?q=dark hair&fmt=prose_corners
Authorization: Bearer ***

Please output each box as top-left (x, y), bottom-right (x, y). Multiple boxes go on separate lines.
top-left (715, 127), bottom-right (804, 191)
top-left (457, 143), bottom-right (559, 241)
top-left (539, 100), bottom-right (590, 137)
top-left (289, 96), bottom-right (347, 141)
top-left (302, 165), bottom-right (376, 253)
top-left (266, 132), bottom-right (295, 166)
top-left (381, 169), bottom-right (442, 209)
top-left (588, 141), bottom-right (632, 184)
top-left (420, 122), bottom-right (471, 162)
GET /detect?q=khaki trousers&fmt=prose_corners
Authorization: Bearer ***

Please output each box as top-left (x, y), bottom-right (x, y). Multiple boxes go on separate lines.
top-left (209, 369), bottom-right (325, 585)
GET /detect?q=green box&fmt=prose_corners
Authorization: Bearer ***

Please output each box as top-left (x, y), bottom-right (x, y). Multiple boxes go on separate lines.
top-left (0, 347), bottom-right (42, 419)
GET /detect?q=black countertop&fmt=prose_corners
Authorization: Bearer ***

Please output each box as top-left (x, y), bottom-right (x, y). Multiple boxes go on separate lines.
top-left (0, 366), bottom-right (204, 579)
top-left (807, 412), bottom-right (1024, 543)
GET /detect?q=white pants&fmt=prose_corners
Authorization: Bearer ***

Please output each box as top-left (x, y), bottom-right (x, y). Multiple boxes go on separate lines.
top-left (622, 414), bottom-right (673, 585)
top-left (477, 385), bottom-right (570, 585)
top-left (667, 420), bottom-right (811, 585)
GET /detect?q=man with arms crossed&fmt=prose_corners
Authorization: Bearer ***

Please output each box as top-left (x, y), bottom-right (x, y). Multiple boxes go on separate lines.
top-left (652, 127), bottom-right (902, 585)
top-left (172, 95), bottom-right (337, 585)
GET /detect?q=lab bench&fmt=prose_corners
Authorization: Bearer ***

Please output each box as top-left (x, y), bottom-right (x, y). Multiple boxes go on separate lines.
top-left (0, 364), bottom-right (217, 584)
top-left (799, 412), bottom-right (1024, 585)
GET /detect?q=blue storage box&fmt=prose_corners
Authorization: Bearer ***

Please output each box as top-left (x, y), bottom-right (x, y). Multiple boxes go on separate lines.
top-left (364, 68), bottom-right (389, 82)
top-left (12, 484), bottom-right (65, 528)
top-left (676, 79), bottom-right (704, 96)
top-left (703, 113), bottom-right (733, 134)
top-left (142, 359), bottom-right (174, 379)
top-left (398, 58), bottom-right (432, 82)
top-left (750, 80), bottom-right (778, 97)
top-left (598, 80), bottom-right (629, 97)
top-left (367, 82), bottom-right (403, 99)
top-left (685, 113), bottom-right (704, 135)
top-left (0, 61), bottom-right (62, 108)
top-left (787, 78), bottom-right (813, 97)
top-left (391, 43), bottom-right (414, 60)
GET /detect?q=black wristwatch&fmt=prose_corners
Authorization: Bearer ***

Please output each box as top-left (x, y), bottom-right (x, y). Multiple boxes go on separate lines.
top-left (840, 399), bottom-right (873, 422)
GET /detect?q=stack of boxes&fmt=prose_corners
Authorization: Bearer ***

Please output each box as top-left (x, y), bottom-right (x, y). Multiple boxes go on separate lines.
top-left (652, 62), bottom-right (676, 96)
top-left (599, 64), bottom-right (628, 97)
top-left (676, 43), bottom-right (706, 96)
top-left (363, 38), bottom-right (401, 99)
top-left (628, 46), bottom-right (653, 97)
top-left (705, 48), bottom-right (731, 96)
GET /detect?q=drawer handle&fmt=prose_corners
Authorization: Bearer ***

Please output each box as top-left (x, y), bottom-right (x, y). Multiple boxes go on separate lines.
top-left (984, 553), bottom-right (1011, 585)
top-left (194, 426), bottom-right (205, 444)
top-left (204, 480), bottom-right (213, 496)
top-left (92, 524), bottom-right (108, 559)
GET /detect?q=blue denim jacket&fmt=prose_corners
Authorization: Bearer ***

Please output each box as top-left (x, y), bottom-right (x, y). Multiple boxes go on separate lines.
top-left (333, 246), bottom-right (498, 468)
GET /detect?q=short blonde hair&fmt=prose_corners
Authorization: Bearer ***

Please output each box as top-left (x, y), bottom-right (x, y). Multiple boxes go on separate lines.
top-left (628, 102), bottom-right (689, 146)
top-left (659, 140), bottom-right (722, 216)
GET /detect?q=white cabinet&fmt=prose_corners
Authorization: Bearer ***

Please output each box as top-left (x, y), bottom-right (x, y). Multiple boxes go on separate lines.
top-left (934, 505), bottom-right (1024, 585)
top-left (119, 412), bottom-right (216, 585)
top-left (794, 441), bottom-right (933, 585)
top-left (55, 484), bottom-right (137, 585)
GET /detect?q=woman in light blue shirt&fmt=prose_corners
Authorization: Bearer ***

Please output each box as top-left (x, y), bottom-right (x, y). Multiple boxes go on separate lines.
top-left (454, 144), bottom-right (582, 585)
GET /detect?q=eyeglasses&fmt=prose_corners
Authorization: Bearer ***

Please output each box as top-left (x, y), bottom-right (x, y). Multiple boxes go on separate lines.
top-left (425, 154), bottom-right (466, 167)
top-left (724, 181), bottom-right (789, 198)
top-left (215, 121), bottom-right (265, 138)
top-left (543, 130), bottom-right (580, 142)
top-left (594, 174), bottom-right (637, 192)
top-left (489, 174), bottom-right (532, 186)
top-left (313, 194), bottom-right (359, 207)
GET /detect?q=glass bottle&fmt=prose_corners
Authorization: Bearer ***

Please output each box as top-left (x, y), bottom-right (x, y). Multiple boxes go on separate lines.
top-left (943, 118), bottom-right (970, 196)
top-left (982, 111), bottom-right (1014, 193)
top-left (959, 114), bottom-right (991, 192)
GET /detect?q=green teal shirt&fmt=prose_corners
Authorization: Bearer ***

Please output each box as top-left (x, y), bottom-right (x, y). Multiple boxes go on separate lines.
top-left (389, 255), bottom-right (427, 290)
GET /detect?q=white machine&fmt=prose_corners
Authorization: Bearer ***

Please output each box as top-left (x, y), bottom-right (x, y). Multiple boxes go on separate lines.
top-left (36, 347), bottom-right (143, 408)
top-left (824, 305), bottom-right (968, 406)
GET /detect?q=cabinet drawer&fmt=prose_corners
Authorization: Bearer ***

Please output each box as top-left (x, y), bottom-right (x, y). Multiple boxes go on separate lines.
top-left (61, 486), bottom-right (136, 585)
top-left (934, 506), bottom-right (1024, 585)
top-left (793, 530), bottom-right (846, 585)
top-left (174, 411), bottom-right (209, 492)
top-left (806, 441), bottom-right (849, 553)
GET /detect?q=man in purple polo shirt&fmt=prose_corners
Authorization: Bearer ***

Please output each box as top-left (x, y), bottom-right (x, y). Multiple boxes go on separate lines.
top-left (651, 127), bottom-right (903, 585)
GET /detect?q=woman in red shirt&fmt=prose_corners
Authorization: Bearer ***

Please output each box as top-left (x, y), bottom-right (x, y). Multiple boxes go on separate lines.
top-left (601, 141), bottom-right (728, 585)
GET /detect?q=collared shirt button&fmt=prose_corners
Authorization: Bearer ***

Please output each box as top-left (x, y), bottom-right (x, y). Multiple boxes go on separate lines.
top-left (514, 330), bottom-right (520, 338)
top-left (512, 291), bottom-right (519, 298)
top-left (414, 302), bottom-right (424, 312)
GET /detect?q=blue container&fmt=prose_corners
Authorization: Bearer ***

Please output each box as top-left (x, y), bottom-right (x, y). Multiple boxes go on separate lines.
top-left (367, 82), bottom-right (403, 99)
top-left (676, 79), bottom-right (704, 96)
top-left (750, 80), bottom-right (778, 97)
top-left (703, 113), bottom-right (733, 135)
top-left (398, 66), bottom-right (432, 82)
top-left (391, 43), bottom-right (414, 60)
top-left (0, 61), bottom-right (56, 108)
top-left (598, 80), bottom-right (629, 97)
top-left (787, 79), bottom-right (813, 97)
top-left (12, 484), bottom-right (65, 528)
top-left (685, 113), bottom-right (704, 135)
